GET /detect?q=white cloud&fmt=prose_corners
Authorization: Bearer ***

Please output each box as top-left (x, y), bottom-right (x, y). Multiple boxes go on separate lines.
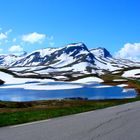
top-left (22, 32), bottom-right (46, 44)
top-left (115, 43), bottom-right (140, 60)
top-left (0, 33), bottom-right (7, 40)
top-left (9, 45), bottom-right (23, 53)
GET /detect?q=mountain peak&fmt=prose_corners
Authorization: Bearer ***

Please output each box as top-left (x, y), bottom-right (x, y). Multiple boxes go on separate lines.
top-left (91, 47), bottom-right (112, 58)
top-left (65, 42), bottom-right (89, 53)
top-left (66, 42), bottom-right (86, 47)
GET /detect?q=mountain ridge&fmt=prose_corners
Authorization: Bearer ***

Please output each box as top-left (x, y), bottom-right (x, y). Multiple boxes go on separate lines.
top-left (0, 43), bottom-right (140, 78)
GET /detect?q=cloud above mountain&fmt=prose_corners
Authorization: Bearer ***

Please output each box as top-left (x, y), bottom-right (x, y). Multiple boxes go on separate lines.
top-left (115, 43), bottom-right (140, 60)
top-left (22, 32), bottom-right (46, 44)
top-left (0, 33), bottom-right (7, 40)
top-left (9, 45), bottom-right (23, 53)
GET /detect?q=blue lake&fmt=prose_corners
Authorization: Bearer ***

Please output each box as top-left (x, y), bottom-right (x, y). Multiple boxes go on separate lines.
top-left (0, 82), bottom-right (137, 102)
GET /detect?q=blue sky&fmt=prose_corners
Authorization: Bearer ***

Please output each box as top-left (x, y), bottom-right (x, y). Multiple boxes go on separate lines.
top-left (0, 0), bottom-right (140, 59)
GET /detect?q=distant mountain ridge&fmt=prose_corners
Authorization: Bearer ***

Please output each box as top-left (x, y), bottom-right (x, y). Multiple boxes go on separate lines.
top-left (0, 43), bottom-right (140, 76)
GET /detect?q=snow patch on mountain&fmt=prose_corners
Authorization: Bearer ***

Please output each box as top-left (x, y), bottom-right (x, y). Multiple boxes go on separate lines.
top-left (72, 77), bottom-right (103, 83)
top-left (90, 47), bottom-right (112, 58)
top-left (0, 71), bottom-right (53, 84)
top-left (122, 69), bottom-right (140, 78)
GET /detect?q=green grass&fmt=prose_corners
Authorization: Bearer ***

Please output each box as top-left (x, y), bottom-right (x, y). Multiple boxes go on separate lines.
top-left (1, 97), bottom-right (140, 127)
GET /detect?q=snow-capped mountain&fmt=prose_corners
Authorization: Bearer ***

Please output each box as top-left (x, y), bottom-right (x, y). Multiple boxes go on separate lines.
top-left (90, 47), bottom-right (112, 58)
top-left (0, 51), bottom-right (27, 67)
top-left (0, 42), bottom-right (140, 78)
top-left (0, 54), bottom-right (18, 67)
top-left (90, 47), bottom-right (140, 71)
top-left (11, 43), bottom-right (92, 67)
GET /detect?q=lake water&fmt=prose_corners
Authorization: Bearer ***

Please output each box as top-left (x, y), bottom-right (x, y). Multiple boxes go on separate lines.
top-left (0, 82), bottom-right (137, 102)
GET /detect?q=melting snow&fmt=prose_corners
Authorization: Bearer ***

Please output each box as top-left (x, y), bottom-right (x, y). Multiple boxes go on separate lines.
top-left (117, 84), bottom-right (128, 87)
top-left (113, 79), bottom-right (128, 82)
top-left (122, 69), bottom-right (140, 78)
top-left (72, 77), bottom-right (103, 83)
